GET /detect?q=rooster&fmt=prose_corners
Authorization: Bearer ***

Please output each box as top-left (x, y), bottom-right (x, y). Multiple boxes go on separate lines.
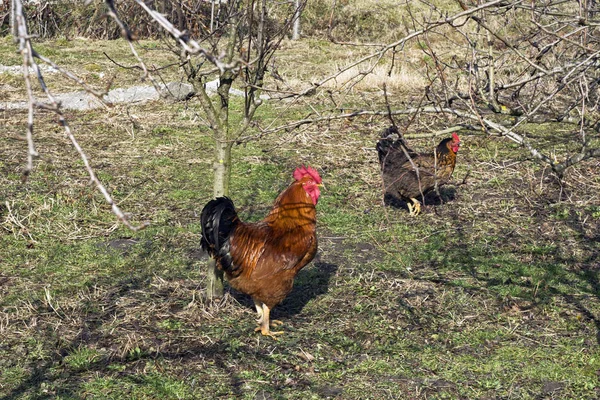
top-left (377, 126), bottom-right (460, 215)
top-left (200, 166), bottom-right (322, 339)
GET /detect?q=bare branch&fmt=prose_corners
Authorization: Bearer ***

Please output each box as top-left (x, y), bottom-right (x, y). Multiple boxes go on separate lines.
top-left (131, 0), bottom-right (239, 73)
top-left (14, 0), bottom-right (38, 180)
top-left (12, 0), bottom-right (148, 231)
top-left (104, 0), bottom-right (162, 92)
top-left (34, 52), bottom-right (111, 103)
top-left (296, 0), bottom-right (513, 98)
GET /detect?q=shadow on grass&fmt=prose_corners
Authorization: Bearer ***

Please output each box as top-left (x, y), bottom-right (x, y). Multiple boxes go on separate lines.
top-left (384, 186), bottom-right (457, 212)
top-left (278, 260), bottom-right (338, 318)
top-left (561, 208), bottom-right (600, 344)
top-left (2, 274), bottom-right (151, 400)
top-left (228, 257), bottom-right (338, 321)
top-left (3, 332), bottom-right (304, 399)
top-left (2, 245), bottom-right (338, 400)
top-left (410, 204), bottom-right (600, 346)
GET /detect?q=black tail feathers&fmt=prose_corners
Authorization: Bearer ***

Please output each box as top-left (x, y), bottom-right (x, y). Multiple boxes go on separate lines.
top-left (377, 125), bottom-right (406, 164)
top-left (200, 197), bottom-right (238, 262)
top-left (380, 125), bottom-right (400, 140)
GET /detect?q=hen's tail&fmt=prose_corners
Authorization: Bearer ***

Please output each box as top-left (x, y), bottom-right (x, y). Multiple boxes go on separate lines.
top-left (200, 197), bottom-right (239, 271)
top-left (376, 125), bottom-right (404, 165)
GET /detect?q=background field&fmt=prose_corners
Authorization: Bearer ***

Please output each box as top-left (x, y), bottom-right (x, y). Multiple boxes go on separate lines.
top-left (1, 2), bottom-right (600, 399)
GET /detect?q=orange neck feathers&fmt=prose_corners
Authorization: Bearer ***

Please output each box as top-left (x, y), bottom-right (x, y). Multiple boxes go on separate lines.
top-left (265, 180), bottom-right (317, 230)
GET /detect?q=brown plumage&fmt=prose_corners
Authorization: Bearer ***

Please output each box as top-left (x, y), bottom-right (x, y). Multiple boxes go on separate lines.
top-left (200, 166), bottom-right (322, 339)
top-left (377, 127), bottom-right (460, 215)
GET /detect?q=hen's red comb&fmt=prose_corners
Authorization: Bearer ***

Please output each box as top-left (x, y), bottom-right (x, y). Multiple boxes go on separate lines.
top-left (293, 165), bottom-right (322, 184)
top-left (452, 132), bottom-right (460, 142)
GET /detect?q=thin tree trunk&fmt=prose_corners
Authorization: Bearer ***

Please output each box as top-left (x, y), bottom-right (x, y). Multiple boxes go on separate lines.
top-left (207, 119), bottom-right (233, 299)
top-left (210, 0), bottom-right (215, 33)
top-left (11, 0), bottom-right (18, 40)
top-left (206, 19), bottom-right (238, 299)
top-left (486, 27), bottom-right (498, 110)
top-left (207, 123), bottom-right (232, 299)
top-left (205, 129), bottom-right (230, 300)
top-left (292, 0), bottom-right (301, 40)
top-left (206, 257), bottom-right (223, 300)
top-left (213, 121), bottom-right (232, 200)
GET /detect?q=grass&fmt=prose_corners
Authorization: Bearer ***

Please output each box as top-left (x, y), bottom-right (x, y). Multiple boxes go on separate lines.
top-left (1, 35), bottom-right (600, 400)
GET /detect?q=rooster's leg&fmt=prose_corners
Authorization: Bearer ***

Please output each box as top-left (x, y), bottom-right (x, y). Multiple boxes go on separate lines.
top-left (253, 299), bottom-right (264, 325)
top-left (409, 198), bottom-right (421, 216)
top-left (254, 303), bottom-right (284, 339)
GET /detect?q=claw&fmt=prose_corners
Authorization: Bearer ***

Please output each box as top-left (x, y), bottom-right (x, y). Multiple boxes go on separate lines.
top-left (252, 302), bottom-right (284, 340)
top-left (255, 326), bottom-right (284, 340)
top-left (409, 198), bottom-right (421, 216)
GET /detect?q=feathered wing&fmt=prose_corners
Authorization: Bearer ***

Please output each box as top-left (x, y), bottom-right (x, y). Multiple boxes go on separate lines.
top-left (377, 132), bottom-right (423, 194)
top-left (201, 196), bottom-right (317, 280)
top-left (229, 203), bottom-right (317, 280)
top-left (235, 229), bottom-right (316, 281)
top-left (225, 223), bottom-right (269, 278)
top-left (377, 127), bottom-right (407, 164)
top-left (377, 130), bottom-right (419, 171)
top-left (378, 132), bottom-right (458, 215)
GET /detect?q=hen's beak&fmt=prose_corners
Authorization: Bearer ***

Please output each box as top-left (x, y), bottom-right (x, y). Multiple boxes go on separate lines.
top-left (318, 183), bottom-right (326, 190)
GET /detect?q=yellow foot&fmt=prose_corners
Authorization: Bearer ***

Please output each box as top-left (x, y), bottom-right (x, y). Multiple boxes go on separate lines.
top-left (255, 326), bottom-right (285, 340)
top-left (270, 320), bottom-right (284, 327)
top-left (409, 198), bottom-right (421, 216)
top-left (413, 203), bottom-right (421, 216)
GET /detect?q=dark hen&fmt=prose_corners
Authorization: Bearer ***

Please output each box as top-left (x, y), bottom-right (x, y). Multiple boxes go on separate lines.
top-left (377, 127), bottom-right (460, 215)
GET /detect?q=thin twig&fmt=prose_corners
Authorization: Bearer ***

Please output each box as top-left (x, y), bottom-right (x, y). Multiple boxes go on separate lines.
top-left (13, 0), bottom-right (148, 231)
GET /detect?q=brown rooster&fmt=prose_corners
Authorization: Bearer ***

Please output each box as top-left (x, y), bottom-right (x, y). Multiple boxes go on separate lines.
top-left (377, 127), bottom-right (460, 215)
top-left (200, 166), bottom-right (322, 339)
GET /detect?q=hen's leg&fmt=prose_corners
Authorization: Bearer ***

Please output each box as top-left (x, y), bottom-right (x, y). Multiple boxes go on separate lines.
top-left (254, 304), bottom-right (284, 339)
top-left (409, 198), bottom-right (421, 216)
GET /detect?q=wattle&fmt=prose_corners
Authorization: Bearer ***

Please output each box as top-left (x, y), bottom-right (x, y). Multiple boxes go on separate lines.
top-left (305, 186), bottom-right (320, 205)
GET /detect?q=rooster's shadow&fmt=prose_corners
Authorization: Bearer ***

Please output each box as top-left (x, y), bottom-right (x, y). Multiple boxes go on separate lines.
top-left (229, 257), bottom-right (338, 319)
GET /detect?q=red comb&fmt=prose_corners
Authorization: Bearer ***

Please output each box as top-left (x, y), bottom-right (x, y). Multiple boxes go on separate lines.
top-left (452, 132), bottom-right (460, 142)
top-left (293, 165), bottom-right (322, 184)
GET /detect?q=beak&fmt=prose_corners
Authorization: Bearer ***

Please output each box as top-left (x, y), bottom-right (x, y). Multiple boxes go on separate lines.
top-left (318, 183), bottom-right (326, 190)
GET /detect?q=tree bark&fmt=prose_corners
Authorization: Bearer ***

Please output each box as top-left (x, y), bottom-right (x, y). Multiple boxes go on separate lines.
top-left (10, 0), bottom-right (18, 40)
top-left (292, 0), bottom-right (301, 40)
top-left (206, 81), bottom-right (232, 299)
top-left (207, 123), bottom-right (231, 299)
top-left (205, 15), bottom-right (239, 299)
